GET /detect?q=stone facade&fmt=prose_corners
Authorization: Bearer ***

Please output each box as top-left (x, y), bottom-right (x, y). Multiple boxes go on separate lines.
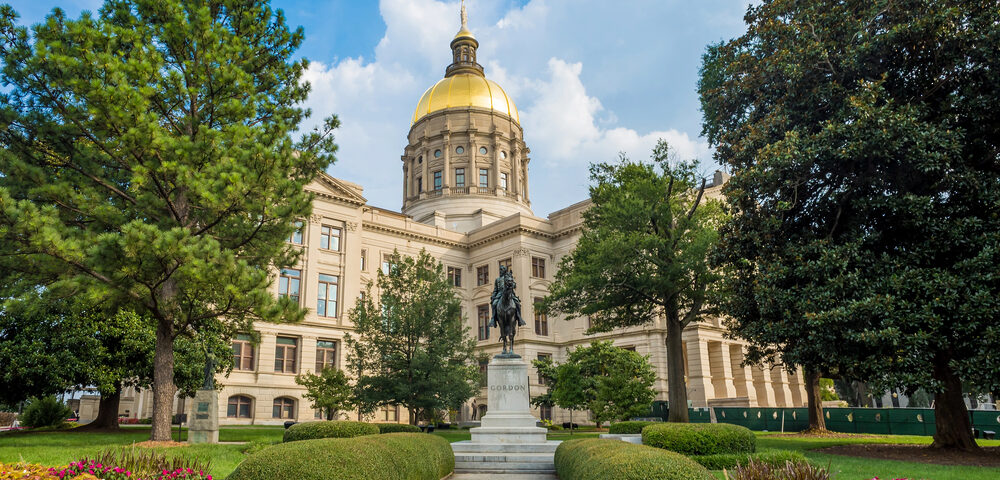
top-left (112, 11), bottom-right (807, 427)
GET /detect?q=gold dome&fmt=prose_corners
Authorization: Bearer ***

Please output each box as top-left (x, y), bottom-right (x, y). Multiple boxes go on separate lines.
top-left (411, 73), bottom-right (519, 125)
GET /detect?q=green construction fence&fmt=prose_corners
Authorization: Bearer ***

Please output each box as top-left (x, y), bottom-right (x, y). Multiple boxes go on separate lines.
top-left (709, 407), bottom-right (1000, 437)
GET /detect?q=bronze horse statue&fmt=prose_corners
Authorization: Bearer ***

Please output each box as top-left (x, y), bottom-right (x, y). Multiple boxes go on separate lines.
top-left (490, 266), bottom-right (524, 356)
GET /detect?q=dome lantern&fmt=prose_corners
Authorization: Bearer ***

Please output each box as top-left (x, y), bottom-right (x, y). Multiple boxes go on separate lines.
top-left (446, 1), bottom-right (483, 78)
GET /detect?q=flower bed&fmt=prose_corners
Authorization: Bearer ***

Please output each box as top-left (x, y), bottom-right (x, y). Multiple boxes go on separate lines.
top-left (1, 462), bottom-right (97, 480)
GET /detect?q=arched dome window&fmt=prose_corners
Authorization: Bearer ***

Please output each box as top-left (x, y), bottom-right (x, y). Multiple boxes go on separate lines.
top-left (227, 395), bottom-right (253, 418)
top-left (272, 397), bottom-right (296, 419)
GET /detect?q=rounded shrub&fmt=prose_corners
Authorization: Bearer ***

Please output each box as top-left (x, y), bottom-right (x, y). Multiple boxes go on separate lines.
top-left (228, 433), bottom-right (454, 480)
top-left (642, 422), bottom-right (755, 456)
top-left (690, 449), bottom-right (805, 470)
top-left (607, 421), bottom-right (659, 435)
top-left (377, 423), bottom-right (421, 434)
top-left (282, 420), bottom-right (379, 442)
top-left (554, 438), bottom-right (715, 480)
top-left (21, 396), bottom-right (72, 429)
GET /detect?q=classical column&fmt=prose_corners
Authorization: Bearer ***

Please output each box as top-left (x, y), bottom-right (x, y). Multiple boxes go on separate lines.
top-left (521, 152), bottom-right (530, 201)
top-left (728, 344), bottom-right (759, 406)
top-left (770, 367), bottom-right (793, 407)
top-left (492, 141), bottom-right (501, 194)
top-left (708, 341), bottom-right (736, 399)
top-left (508, 140), bottom-right (519, 198)
top-left (402, 164), bottom-right (408, 204)
top-left (421, 146), bottom-right (429, 197)
top-left (786, 370), bottom-right (806, 407)
top-left (685, 338), bottom-right (714, 407)
top-left (443, 136), bottom-right (452, 192)
top-left (751, 365), bottom-right (777, 407)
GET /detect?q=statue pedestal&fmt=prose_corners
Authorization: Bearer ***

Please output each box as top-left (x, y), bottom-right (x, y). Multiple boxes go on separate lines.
top-left (453, 355), bottom-right (558, 474)
top-left (187, 389), bottom-right (219, 444)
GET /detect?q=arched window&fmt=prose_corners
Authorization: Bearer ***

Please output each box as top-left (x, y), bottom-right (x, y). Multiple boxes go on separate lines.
top-left (273, 397), bottom-right (296, 419)
top-left (227, 395), bottom-right (253, 418)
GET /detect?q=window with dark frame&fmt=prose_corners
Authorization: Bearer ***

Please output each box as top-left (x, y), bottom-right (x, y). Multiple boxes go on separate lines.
top-left (531, 257), bottom-right (545, 278)
top-left (382, 405), bottom-right (399, 422)
top-left (476, 265), bottom-right (489, 286)
top-left (288, 221), bottom-right (303, 244)
top-left (537, 353), bottom-right (552, 385)
top-left (274, 337), bottom-right (298, 373)
top-left (477, 305), bottom-right (490, 341)
top-left (417, 177), bottom-right (423, 193)
top-left (278, 269), bottom-right (301, 304)
top-left (232, 334), bottom-right (255, 371)
top-left (360, 249), bottom-right (367, 270)
top-left (272, 397), bottom-right (296, 419)
top-left (315, 340), bottom-right (337, 372)
top-left (534, 298), bottom-right (548, 336)
top-left (447, 266), bottom-right (462, 287)
top-left (479, 168), bottom-right (488, 188)
top-left (434, 171), bottom-right (442, 190)
top-left (320, 225), bottom-right (342, 251)
top-left (498, 258), bottom-right (512, 270)
top-left (500, 172), bottom-right (508, 190)
top-left (479, 359), bottom-right (488, 387)
top-left (317, 274), bottom-right (338, 318)
top-left (227, 395), bottom-right (252, 418)
top-left (455, 168), bottom-right (465, 187)
top-left (539, 403), bottom-right (552, 421)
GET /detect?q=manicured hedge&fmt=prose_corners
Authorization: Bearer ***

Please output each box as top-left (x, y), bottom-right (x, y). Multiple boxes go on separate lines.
top-left (554, 438), bottom-right (715, 480)
top-left (228, 433), bottom-right (454, 480)
top-left (377, 423), bottom-right (421, 434)
top-left (282, 420), bottom-right (379, 442)
top-left (607, 421), bottom-right (659, 435)
top-left (642, 423), bottom-right (755, 456)
top-left (690, 449), bottom-right (805, 470)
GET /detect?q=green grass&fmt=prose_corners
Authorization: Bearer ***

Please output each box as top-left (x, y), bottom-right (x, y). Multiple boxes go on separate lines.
top-left (4, 427), bottom-right (999, 480)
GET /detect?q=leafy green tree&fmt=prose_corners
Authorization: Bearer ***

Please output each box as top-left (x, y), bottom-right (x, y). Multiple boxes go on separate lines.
top-left (295, 368), bottom-right (355, 421)
top-left (540, 141), bottom-right (723, 422)
top-left (699, 0), bottom-right (999, 449)
top-left (532, 357), bottom-right (587, 434)
top-left (345, 250), bottom-right (479, 425)
top-left (818, 379), bottom-right (839, 403)
top-left (0, 0), bottom-right (337, 440)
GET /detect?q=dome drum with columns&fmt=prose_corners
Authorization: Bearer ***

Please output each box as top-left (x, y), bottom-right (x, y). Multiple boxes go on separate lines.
top-left (402, 3), bottom-right (532, 233)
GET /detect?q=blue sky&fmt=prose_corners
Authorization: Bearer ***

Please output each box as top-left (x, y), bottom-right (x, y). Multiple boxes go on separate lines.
top-left (6, 0), bottom-right (752, 216)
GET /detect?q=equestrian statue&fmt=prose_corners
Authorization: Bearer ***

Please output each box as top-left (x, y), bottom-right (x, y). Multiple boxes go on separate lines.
top-left (489, 265), bottom-right (525, 356)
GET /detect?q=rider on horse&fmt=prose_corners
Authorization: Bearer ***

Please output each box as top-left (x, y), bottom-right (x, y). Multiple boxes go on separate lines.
top-left (489, 265), bottom-right (525, 328)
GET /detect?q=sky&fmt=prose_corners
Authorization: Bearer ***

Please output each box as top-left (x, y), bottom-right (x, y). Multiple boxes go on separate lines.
top-left (6, 0), bottom-right (753, 216)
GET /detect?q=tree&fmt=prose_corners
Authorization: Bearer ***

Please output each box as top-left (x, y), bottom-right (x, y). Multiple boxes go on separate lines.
top-left (296, 368), bottom-right (355, 421)
top-left (0, 0), bottom-right (337, 440)
top-left (539, 141), bottom-right (723, 422)
top-left (345, 249), bottom-right (480, 425)
top-left (534, 341), bottom-right (657, 428)
top-left (699, 0), bottom-right (1000, 449)
top-left (532, 356), bottom-right (587, 434)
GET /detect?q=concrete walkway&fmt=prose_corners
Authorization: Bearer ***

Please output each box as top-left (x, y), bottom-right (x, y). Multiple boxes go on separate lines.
top-left (451, 474), bottom-right (557, 480)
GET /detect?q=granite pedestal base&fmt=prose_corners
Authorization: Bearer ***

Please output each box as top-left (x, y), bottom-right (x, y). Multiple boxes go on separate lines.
top-left (187, 389), bottom-right (219, 444)
top-left (452, 355), bottom-right (558, 474)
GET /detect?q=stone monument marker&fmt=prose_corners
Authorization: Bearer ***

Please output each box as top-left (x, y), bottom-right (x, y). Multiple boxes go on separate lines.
top-left (188, 350), bottom-right (219, 444)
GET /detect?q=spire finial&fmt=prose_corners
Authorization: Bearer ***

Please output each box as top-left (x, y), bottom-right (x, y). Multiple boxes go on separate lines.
top-left (461, 0), bottom-right (468, 30)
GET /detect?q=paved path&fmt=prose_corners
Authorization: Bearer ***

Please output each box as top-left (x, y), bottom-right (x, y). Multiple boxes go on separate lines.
top-left (452, 474), bottom-right (557, 480)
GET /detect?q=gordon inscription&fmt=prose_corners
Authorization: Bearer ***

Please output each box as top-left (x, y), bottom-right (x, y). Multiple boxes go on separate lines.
top-left (489, 384), bottom-right (526, 391)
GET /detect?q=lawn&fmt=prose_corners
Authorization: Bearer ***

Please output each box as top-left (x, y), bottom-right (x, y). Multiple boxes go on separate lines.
top-left (3, 426), bottom-right (998, 479)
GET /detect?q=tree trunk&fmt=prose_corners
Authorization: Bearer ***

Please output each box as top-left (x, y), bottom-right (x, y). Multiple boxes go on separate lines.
top-left (569, 409), bottom-right (573, 435)
top-left (931, 359), bottom-right (977, 450)
top-left (409, 407), bottom-right (418, 425)
top-left (149, 318), bottom-right (177, 441)
top-left (79, 382), bottom-right (122, 431)
top-left (665, 317), bottom-right (690, 422)
top-left (804, 368), bottom-right (826, 431)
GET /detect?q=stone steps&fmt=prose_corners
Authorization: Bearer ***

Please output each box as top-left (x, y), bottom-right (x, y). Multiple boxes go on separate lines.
top-left (452, 441), bottom-right (559, 474)
top-left (451, 441), bottom-right (560, 453)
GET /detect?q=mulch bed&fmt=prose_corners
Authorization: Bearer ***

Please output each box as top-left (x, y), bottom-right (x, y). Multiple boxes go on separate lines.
top-left (819, 444), bottom-right (1000, 467)
top-left (133, 440), bottom-right (189, 448)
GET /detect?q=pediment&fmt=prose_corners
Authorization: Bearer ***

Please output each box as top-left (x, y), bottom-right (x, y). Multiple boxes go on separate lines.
top-left (306, 172), bottom-right (368, 206)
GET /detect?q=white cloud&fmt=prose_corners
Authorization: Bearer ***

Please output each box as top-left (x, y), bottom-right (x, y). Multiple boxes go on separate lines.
top-left (301, 0), bottom-right (734, 215)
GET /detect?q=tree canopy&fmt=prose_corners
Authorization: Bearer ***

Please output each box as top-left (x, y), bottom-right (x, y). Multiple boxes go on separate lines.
top-left (296, 368), bottom-right (355, 421)
top-left (345, 249), bottom-right (480, 425)
top-left (540, 141), bottom-right (724, 422)
top-left (700, 0), bottom-right (1000, 449)
top-left (0, 0), bottom-right (337, 440)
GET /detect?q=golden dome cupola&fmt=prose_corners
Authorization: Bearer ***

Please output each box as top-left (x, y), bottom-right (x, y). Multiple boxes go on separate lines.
top-left (401, 1), bottom-right (533, 232)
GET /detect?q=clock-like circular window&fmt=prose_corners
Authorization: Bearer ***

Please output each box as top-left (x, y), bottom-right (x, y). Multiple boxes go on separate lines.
top-left (434, 149), bottom-right (442, 158)
top-left (479, 147), bottom-right (488, 155)
top-left (455, 146), bottom-right (465, 154)
top-left (501, 151), bottom-right (508, 159)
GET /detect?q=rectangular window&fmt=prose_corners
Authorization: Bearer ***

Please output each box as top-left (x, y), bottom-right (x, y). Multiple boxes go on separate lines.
top-left (534, 298), bottom-right (548, 336)
top-left (317, 274), bottom-right (338, 318)
top-left (360, 249), bottom-right (367, 271)
top-left (477, 305), bottom-right (490, 341)
top-left (455, 168), bottom-right (465, 187)
top-left (232, 334), bottom-right (255, 371)
top-left (274, 337), bottom-right (298, 373)
top-left (320, 225), bottom-right (342, 251)
top-left (382, 405), bottom-right (399, 422)
top-left (278, 268), bottom-right (301, 304)
top-left (417, 177), bottom-right (423, 193)
top-left (537, 353), bottom-right (552, 385)
top-left (272, 397), bottom-right (295, 419)
top-left (531, 257), bottom-right (545, 278)
top-left (479, 359), bottom-right (488, 387)
top-left (539, 404), bottom-right (552, 421)
top-left (288, 221), bottom-right (303, 244)
top-left (500, 172), bottom-right (508, 190)
top-left (316, 340), bottom-right (337, 372)
top-left (498, 258), bottom-right (512, 270)
top-left (447, 266), bottom-right (462, 287)
top-left (476, 265), bottom-right (489, 286)
top-left (479, 168), bottom-right (488, 188)
top-left (433, 171), bottom-right (442, 190)
top-left (382, 254), bottom-right (398, 275)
